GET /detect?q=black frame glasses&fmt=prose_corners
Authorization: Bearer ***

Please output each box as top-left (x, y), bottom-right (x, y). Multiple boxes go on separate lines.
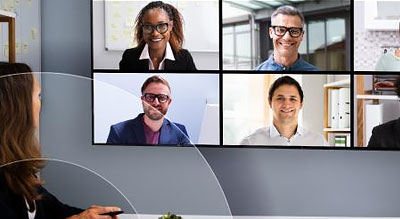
top-left (141, 23), bottom-right (170, 35)
top-left (142, 93), bottom-right (170, 103)
top-left (271, 25), bottom-right (303, 38)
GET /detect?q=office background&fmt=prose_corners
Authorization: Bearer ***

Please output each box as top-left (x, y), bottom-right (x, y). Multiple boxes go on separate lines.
top-left (223, 74), bottom-right (350, 146)
top-left (354, 0), bottom-right (400, 71)
top-left (0, 0), bottom-right (41, 71)
top-left (223, 0), bottom-right (351, 71)
top-left (92, 0), bottom-right (219, 70)
top-left (353, 75), bottom-right (400, 147)
top-left (7, 0), bottom-right (399, 216)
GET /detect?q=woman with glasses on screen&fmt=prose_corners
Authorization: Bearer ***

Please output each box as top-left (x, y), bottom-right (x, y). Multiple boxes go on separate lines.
top-left (0, 63), bottom-right (121, 218)
top-left (119, 1), bottom-right (197, 71)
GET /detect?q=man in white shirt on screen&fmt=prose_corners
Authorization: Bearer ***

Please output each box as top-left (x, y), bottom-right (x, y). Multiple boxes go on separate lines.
top-left (240, 76), bottom-right (329, 146)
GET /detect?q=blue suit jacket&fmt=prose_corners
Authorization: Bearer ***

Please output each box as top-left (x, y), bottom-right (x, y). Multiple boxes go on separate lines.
top-left (106, 114), bottom-right (191, 146)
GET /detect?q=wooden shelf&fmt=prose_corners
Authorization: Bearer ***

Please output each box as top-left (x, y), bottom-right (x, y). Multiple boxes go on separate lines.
top-left (355, 75), bottom-right (400, 146)
top-left (323, 128), bottom-right (351, 132)
top-left (323, 79), bottom-right (350, 88)
top-left (0, 9), bottom-right (16, 18)
top-left (356, 94), bottom-right (399, 100)
top-left (0, 9), bottom-right (15, 63)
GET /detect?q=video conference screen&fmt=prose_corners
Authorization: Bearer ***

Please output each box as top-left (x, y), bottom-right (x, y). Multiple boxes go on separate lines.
top-left (92, 0), bottom-right (400, 149)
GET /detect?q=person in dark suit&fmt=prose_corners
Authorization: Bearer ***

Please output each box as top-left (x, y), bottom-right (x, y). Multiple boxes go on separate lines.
top-left (107, 75), bottom-right (191, 145)
top-left (119, 1), bottom-right (197, 71)
top-left (0, 63), bottom-right (121, 218)
top-left (368, 76), bottom-right (400, 148)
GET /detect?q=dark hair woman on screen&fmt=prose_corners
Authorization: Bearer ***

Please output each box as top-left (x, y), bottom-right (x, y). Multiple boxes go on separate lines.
top-left (119, 1), bottom-right (197, 71)
top-left (0, 63), bottom-right (121, 219)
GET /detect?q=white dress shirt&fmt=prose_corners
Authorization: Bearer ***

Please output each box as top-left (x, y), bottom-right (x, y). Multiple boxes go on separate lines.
top-left (240, 124), bottom-right (330, 146)
top-left (139, 42), bottom-right (175, 70)
top-left (25, 197), bottom-right (36, 219)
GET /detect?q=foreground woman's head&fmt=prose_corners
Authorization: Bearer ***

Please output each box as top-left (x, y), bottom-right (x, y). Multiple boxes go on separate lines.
top-left (0, 63), bottom-right (44, 201)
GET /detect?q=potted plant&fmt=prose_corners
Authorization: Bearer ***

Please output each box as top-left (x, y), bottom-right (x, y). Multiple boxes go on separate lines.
top-left (159, 212), bottom-right (182, 219)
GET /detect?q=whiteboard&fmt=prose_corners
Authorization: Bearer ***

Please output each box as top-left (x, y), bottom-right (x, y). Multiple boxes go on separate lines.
top-left (104, 0), bottom-right (219, 52)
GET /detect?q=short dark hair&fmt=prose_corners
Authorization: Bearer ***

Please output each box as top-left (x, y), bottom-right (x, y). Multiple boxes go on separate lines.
top-left (141, 75), bottom-right (171, 94)
top-left (268, 76), bottom-right (304, 104)
top-left (271, 5), bottom-right (305, 27)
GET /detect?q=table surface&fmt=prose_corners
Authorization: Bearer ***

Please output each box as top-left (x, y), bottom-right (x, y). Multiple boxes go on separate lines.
top-left (119, 214), bottom-right (400, 219)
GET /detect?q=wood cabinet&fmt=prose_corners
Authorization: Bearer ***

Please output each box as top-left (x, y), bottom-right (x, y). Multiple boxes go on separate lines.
top-left (0, 9), bottom-right (15, 63)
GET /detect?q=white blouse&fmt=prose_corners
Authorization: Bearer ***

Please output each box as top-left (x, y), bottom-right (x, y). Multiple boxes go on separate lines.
top-left (24, 197), bottom-right (36, 219)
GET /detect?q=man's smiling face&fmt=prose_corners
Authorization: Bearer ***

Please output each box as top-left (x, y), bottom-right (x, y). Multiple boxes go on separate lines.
top-left (270, 84), bottom-right (303, 125)
top-left (269, 14), bottom-right (304, 61)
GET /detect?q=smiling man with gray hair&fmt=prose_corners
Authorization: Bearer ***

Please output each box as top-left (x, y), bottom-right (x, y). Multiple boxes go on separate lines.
top-left (255, 5), bottom-right (319, 71)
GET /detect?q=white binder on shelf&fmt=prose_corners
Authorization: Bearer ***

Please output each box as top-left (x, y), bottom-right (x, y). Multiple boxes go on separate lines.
top-left (330, 89), bottom-right (339, 128)
top-left (338, 88), bottom-right (350, 128)
top-left (365, 103), bottom-right (383, 145)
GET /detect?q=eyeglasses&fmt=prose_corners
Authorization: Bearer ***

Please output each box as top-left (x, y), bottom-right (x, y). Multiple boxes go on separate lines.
top-left (142, 93), bottom-right (170, 103)
top-left (141, 23), bottom-right (169, 35)
top-left (271, 26), bottom-right (303, 38)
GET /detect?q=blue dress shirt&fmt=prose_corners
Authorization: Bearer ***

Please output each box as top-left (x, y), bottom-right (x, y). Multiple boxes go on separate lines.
top-left (255, 54), bottom-right (319, 71)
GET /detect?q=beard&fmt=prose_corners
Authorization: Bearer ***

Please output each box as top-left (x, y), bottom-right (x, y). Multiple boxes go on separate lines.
top-left (143, 103), bottom-right (167, 121)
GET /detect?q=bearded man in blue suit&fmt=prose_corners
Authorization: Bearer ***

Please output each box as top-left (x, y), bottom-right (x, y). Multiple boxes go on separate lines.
top-left (107, 75), bottom-right (190, 145)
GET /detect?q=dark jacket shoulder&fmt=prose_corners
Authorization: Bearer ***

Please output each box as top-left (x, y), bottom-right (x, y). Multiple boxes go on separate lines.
top-left (119, 45), bottom-right (197, 72)
top-left (0, 172), bottom-right (83, 219)
top-left (107, 114), bottom-right (190, 145)
top-left (368, 118), bottom-right (400, 148)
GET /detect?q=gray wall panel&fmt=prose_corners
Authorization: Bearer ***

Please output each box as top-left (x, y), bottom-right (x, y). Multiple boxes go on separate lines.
top-left (41, 0), bottom-right (400, 217)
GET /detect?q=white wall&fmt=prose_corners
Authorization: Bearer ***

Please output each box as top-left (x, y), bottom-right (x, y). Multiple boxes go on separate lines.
top-left (301, 75), bottom-right (326, 138)
top-left (354, 1), bottom-right (365, 32)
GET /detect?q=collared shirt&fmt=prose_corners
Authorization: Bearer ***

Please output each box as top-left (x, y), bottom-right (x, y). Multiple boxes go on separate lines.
top-left (375, 52), bottom-right (400, 71)
top-left (142, 118), bottom-right (160, 145)
top-left (255, 54), bottom-right (319, 71)
top-left (240, 124), bottom-right (329, 146)
top-left (24, 198), bottom-right (36, 219)
top-left (139, 42), bottom-right (175, 70)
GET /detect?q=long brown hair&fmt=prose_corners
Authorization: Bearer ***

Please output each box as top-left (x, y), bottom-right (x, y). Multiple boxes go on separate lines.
top-left (135, 1), bottom-right (184, 52)
top-left (0, 63), bottom-right (44, 202)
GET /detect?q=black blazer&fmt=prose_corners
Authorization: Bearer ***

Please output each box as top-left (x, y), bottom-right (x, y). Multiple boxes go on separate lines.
top-left (367, 117), bottom-right (400, 148)
top-left (119, 44), bottom-right (197, 72)
top-left (0, 172), bottom-right (83, 219)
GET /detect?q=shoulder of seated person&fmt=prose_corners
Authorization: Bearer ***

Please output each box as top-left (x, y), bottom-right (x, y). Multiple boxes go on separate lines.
top-left (173, 48), bottom-right (191, 58)
top-left (301, 61), bottom-right (319, 70)
top-left (166, 120), bottom-right (185, 128)
top-left (247, 127), bottom-right (269, 137)
top-left (123, 45), bottom-right (145, 56)
top-left (376, 119), bottom-right (398, 129)
top-left (113, 118), bottom-right (137, 128)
